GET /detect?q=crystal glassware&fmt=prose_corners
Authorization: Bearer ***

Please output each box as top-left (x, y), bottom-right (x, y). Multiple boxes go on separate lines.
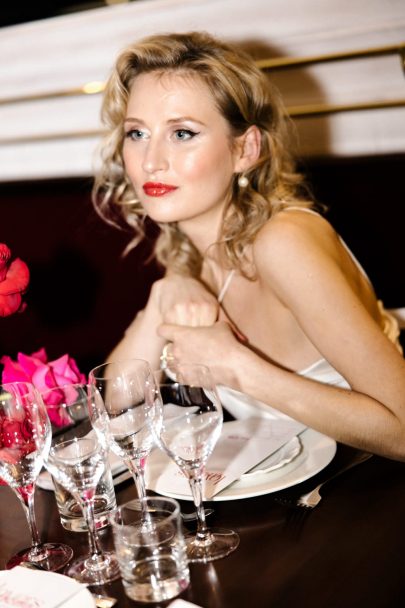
top-left (40, 384), bottom-right (117, 532)
top-left (111, 497), bottom-right (190, 603)
top-left (0, 381), bottom-right (73, 570)
top-left (153, 363), bottom-right (240, 563)
top-left (45, 427), bottom-right (120, 584)
top-left (88, 359), bottom-right (160, 508)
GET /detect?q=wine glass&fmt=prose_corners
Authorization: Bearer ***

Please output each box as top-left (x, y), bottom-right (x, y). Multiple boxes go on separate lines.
top-left (40, 384), bottom-right (117, 533)
top-left (0, 381), bottom-right (73, 570)
top-left (88, 359), bottom-right (160, 508)
top-left (45, 427), bottom-right (120, 584)
top-left (153, 363), bottom-right (240, 563)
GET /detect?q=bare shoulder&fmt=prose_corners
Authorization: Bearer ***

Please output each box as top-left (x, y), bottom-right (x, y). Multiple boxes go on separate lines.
top-left (253, 209), bottom-right (341, 280)
top-left (254, 208), bottom-right (337, 256)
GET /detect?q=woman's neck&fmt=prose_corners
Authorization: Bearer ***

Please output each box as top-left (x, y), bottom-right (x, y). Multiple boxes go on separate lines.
top-left (200, 252), bottom-right (232, 298)
top-left (178, 197), bottom-right (228, 256)
top-left (178, 218), bottom-right (220, 258)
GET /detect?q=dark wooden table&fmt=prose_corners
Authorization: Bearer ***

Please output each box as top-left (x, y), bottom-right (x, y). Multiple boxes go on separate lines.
top-left (1, 444), bottom-right (405, 607)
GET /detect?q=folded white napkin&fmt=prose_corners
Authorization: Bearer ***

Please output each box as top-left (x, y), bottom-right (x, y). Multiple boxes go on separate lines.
top-left (0, 567), bottom-right (90, 608)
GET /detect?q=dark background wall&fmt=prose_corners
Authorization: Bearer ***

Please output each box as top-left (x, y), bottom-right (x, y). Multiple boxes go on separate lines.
top-left (0, 178), bottom-right (161, 372)
top-left (1, 153), bottom-right (404, 375)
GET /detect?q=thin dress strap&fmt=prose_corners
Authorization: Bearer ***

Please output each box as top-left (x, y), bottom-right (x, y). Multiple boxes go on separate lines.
top-left (217, 270), bottom-right (236, 303)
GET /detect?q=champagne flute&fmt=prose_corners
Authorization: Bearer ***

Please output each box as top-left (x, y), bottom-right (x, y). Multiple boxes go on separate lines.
top-left (0, 381), bottom-right (73, 570)
top-left (45, 430), bottom-right (120, 584)
top-left (153, 363), bottom-right (240, 563)
top-left (88, 359), bottom-right (159, 508)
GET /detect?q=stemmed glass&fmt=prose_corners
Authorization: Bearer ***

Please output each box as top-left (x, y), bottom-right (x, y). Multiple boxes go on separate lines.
top-left (45, 393), bottom-right (120, 585)
top-left (0, 381), bottom-right (73, 570)
top-left (153, 363), bottom-right (240, 563)
top-left (40, 384), bottom-right (117, 532)
top-left (88, 359), bottom-right (159, 509)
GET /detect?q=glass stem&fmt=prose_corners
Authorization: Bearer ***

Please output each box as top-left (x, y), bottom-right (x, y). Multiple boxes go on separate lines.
top-left (126, 456), bottom-right (147, 502)
top-left (80, 496), bottom-right (107, 571)
top-left (188, 468), bottom-right (211, 543)
top-left (125, 457), bottom-right (154, 527)
top-left (14, 484), bottom-right (43, 560)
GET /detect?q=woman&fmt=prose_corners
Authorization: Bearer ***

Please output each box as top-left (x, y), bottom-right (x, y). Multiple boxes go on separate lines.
top-left (93, 31), bottom-right (405, 460)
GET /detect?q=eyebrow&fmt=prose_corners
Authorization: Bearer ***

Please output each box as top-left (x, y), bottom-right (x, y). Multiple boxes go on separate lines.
top-left (124, 116), bottom-right (206, 126)
top-left (124, 117), bottom-right (143, 125)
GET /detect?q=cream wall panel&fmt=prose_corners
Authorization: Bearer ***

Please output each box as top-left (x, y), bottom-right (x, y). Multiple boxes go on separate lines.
top-left (0, 0), bottom-right (404, 180)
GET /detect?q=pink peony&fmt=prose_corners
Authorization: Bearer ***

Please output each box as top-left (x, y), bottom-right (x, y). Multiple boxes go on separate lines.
top-left (0, 244), bottom-right (30, 317)
top-left (0, 348), bottom-right (86, 428)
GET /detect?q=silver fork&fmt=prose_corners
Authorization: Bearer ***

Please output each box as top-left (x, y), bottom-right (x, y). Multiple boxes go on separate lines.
top-left (295, 451), bottom-right (372, 508)
top-left (280, 451), bottom-right (372, 536)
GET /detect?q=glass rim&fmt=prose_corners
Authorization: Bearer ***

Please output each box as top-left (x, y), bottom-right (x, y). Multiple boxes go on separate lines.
top-left (89, 357), bottom-right (151, 380)
top-left (153, 363), bottom-right (217, 390)
top-left (154, 362), bottom-right (211, 373)
top-left (40, 383), bottom-right (91, 405)
top-left (41, 382), bottom-right (90, 392)
top-left (49, 435), bottom-right (100, 458)
top-left (1, 380), bottom-right (39, 394)
top-left (0, 381), bottom-right (45, 408)
top-left (110, 496), bottom-right (181, 527)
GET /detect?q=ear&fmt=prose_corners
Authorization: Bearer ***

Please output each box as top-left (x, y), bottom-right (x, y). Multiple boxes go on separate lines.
top-left (233, 125), bottom-right (261, 173)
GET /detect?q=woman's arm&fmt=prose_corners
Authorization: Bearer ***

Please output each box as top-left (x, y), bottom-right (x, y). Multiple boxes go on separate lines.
top-left (157, 214), bottom-right (405, 460)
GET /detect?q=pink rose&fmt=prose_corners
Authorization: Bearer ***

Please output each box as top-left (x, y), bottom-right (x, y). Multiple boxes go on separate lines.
top-left (0, 243), bottom-right (30, 317)
top-left (0, 348), bottom-right (86, 427)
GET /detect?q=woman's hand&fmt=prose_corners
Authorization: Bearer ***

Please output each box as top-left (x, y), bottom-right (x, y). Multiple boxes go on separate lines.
top-left (157, 320), bottom-right (244, 385)
top-left (152, 275), bottom-right (219, 327)
top-left (107, 275), bottom-right (219, 369)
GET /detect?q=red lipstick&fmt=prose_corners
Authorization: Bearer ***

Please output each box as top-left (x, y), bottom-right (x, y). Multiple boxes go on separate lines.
top-left (143, 182), bottom-right (178, 197)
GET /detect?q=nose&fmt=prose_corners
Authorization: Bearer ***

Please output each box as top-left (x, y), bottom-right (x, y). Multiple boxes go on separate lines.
top-left (141, 139), bottom-right (169, 174)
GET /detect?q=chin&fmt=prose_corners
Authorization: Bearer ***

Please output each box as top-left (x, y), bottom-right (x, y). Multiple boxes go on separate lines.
top-left (144, 209), bottom-right (182, 224)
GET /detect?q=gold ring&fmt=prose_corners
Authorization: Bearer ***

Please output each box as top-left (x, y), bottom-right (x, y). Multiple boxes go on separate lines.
top-left (160, 342), bottom-right (174, 369)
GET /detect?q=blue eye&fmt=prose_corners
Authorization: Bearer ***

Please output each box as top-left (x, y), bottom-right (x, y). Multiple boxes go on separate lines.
top-left (174, 129), bottom-right (197, 141)
top-left (125, 129), bottom-right (146, 140)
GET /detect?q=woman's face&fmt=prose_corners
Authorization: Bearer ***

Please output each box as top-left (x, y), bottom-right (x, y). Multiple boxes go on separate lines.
top-left (122, 71), bottom-right (243, 235)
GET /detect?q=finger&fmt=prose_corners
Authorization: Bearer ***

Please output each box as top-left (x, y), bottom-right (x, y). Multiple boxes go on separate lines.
top-left (164, 302), bottom-right (218, 327)
top-left (163, 304), bottom-right (188, 325)
top-left (157, 323), bottom-right (183, 341)
top-left (196, 303), bottom-right (219, 326)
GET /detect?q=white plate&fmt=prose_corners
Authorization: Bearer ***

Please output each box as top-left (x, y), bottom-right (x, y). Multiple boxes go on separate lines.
top-left (0, 568), bottom-right (94, 607)
top-left (241, 435), bottom-right (303, 477)
top-left (146, 428), bottom-right (336, 501)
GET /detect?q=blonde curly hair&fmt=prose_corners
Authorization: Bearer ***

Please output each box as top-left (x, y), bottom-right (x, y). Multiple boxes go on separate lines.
top-left (92, 31), bottom-right (314, 278)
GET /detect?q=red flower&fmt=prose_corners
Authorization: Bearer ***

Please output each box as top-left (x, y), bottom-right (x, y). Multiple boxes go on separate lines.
top-left (0, 244), bottom-right (30, 317)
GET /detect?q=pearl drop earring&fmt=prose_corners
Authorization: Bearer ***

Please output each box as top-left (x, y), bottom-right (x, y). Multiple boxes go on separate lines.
top-left (237, 174), bottom-right (249, 188)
